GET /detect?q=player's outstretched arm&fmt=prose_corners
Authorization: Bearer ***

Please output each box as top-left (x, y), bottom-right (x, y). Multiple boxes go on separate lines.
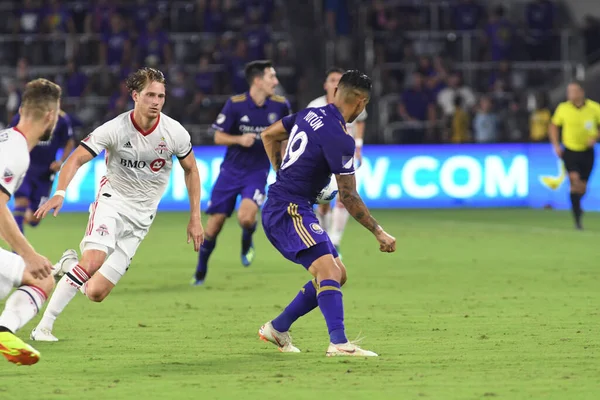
top-left (335, 174), bottom-right (396, 253)
top-left (0, 193), bottom-right (52, 278)
top-left (178, 150), bottom-right (204, 251)
top-left (261, 120), bottom-right (289, 171)
top-left (35, 145), bottom-right (94, 219)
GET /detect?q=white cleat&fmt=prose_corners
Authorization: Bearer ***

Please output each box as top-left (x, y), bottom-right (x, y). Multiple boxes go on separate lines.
top-left (258, 321), bottom-right (301, 353)
top-left (326, 342), bottom-right (378, 357)
top-left (30, 327), bottom-right (59, 342)
top-left (52, 249), bottom-right (78, 278)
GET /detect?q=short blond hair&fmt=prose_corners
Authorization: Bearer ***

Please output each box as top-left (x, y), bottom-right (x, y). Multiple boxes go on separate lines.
top-left (21, 78), bottom-right (62, 118)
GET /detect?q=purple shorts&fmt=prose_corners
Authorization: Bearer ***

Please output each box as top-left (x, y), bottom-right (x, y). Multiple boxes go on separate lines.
top-left (262, 197), bottom-right (338, 269)
top-left (206, 168), bottom-right (268, 217)
top-left (14, 169), bottom-right (53, 210)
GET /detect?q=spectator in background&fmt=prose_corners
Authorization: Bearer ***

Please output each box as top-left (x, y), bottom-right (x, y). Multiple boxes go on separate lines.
top-left (228, 39), bottom-right (249, 93)
top-left (166, 69), bottom-right (190, 121)
top-left (127, 0), bottom-right (158, 35)
top-left (245, 9), bottom-right (271, 60)
top-left (14, 0), bottom-right (42, 35)
top-left (450, 96), bottom-right (471, 143)
top-left (203, 0), bottom-right (225, 33)
top-left (474, 96), bottom-right (498, 143)
top-left (438, 71), bottom-right (476, 118)
top-left (136, 17), bottom-right (172, 66)
top-left (325, 0), bottom-right (352, 64)
top-left (453, 0), bottom-right (484, 31)
top-left (60, 60), bottom-right (89, 98)
top-left (195, 55), bottom-right (215, 94)
top-left (525, 0), bottom-right (555, 61)
top-left (483, 5), bottom-right (513, 61)
top-left (397, 71), bottom-right (436, 144)
top-left (85, 0), bottom-right (117, 34)
top-left (505, 97), bottom-right (529, 142)
top-left (530, 93), bottom-right (551, 142)
top-left (43, 0), bottom-right (75, 34)
top-left (5, 82), bottom-right (20, 124)
top-left (100, 13), bottom-right (131, 67)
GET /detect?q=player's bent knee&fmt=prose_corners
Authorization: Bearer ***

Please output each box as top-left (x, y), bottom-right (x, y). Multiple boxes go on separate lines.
top-left (309, 255), bottom-right (343, 283)
top-left (238, 214), bottom-right (256, 229)
top-left (80, 248), bottom-right (109, 275)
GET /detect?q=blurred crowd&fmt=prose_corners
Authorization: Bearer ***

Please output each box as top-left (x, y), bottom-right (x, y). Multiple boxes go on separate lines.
top-left (0, 0), bottom-right (299, 142)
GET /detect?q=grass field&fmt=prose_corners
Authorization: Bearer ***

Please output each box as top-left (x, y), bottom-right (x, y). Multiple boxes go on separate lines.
top-left (1, 209), bottom-right (599, 400)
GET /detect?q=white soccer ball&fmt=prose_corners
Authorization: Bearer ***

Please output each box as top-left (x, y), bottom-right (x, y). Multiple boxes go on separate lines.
top-left (316, 176), bottom-right (338, 204)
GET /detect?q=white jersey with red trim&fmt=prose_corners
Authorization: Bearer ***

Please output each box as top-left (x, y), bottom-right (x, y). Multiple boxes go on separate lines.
top-left (80, 111), bottom-right (192, 224)
top-left (0, 127), bottom-right (30, 199)
top-left (306, 95), bottom-right (367, 138)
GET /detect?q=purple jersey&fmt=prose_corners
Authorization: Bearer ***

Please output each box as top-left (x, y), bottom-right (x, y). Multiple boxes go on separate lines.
top-left (212, 92), bottom-right (291, 172)
top-left (11, 111), bottom-right (73, 172)
top-left (267, 104), bottom-right (355, 204)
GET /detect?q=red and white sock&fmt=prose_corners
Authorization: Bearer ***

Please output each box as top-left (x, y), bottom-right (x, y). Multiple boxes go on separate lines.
top-left (0, 285), bottom-right (47, 333)
top-left (37, 264), bottom-right (90, 332)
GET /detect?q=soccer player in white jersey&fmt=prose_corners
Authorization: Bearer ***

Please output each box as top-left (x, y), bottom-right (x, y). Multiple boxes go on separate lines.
top-left (0, 78), bottom-right (62, 365)
top-left (30, 68), bottom-right (205, 341)
top-left (307, 67), bottom-right (367, 257)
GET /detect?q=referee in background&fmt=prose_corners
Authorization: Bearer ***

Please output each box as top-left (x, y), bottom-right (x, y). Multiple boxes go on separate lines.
top-left (550, 81), bottom-right (600, 230)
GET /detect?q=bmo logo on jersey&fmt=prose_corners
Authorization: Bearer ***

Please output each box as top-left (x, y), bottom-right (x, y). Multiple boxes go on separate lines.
top-left (120, 158), bottom-right (166, 172)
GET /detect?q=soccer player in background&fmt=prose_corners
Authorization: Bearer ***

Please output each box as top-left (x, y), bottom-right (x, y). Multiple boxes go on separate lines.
top-left (0, 78), bottom-right (62, 365)
top-left (10, 110), bottom-right (75, 234)
top-left (549, 81), bottom-right (600, 230)
top-left (307, 67), bottom-right (366, 258)
top-left (258, 70), bottom-right (395, 356)
top-left (30, 68), bottom-right (204, 341)
top-left (192, 60), bottom-right (291, 285)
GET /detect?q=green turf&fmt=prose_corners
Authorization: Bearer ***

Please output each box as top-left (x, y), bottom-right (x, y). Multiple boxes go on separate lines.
top-left (1, 209), bottom-right (599, 400)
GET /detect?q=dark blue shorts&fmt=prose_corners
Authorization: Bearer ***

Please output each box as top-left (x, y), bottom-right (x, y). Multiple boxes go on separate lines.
top-left (206, 168), bottom-right (268, 217)
top-left (14, 169), bottom-right (53, 210)
top-left (262, 197), bottom-right (338, 269)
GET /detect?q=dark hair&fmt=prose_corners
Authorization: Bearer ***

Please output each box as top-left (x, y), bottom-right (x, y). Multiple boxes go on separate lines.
top-left (338, 70), bottom-right (372, 95)
top-left (21, 78), bottom-right (62, 116)
top-left (126, 67), bottom-right (166, 94)
top-left (325, 66), bottom-right (345, 79)
top-left (244, 60), bottom-right (273, 85)
top-left (494, 5), bottom-right (505, 17)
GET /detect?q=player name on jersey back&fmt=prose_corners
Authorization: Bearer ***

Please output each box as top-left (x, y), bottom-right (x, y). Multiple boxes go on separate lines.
top-left (80, 111), bottom-right (192, 218)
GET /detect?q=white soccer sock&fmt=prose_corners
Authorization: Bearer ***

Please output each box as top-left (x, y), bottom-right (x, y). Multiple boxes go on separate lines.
top-left (59, 257), bottom-right (86, 295)
top-left (0, 286), bottom-right (47, 333)
top-left (329, 205), bottom-right (350, 247)
top-left (317, 208), bottom-right (331, 232)
top-left (37, 264), bottom-right (90, 331)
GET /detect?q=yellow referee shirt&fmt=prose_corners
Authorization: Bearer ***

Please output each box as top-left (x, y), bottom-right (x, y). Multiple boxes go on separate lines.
top-left (551, 99), bottom-right (600, 151)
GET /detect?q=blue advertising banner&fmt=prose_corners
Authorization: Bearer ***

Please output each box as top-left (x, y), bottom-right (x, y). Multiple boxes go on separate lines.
top-left (17, 144), bottom-right (600, 211)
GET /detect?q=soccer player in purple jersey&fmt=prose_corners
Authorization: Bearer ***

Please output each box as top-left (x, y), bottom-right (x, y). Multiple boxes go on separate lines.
top-left (258, 70), bottom-right (396, 356)
top-left (192, 60), bottom-right (291, 285)
top-left (10, 111), bottom-right (75, 233)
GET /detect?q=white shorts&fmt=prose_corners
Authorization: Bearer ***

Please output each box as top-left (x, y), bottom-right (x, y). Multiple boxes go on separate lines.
top-left (80, 200), bottom-right (149, 285)
top-left (0, 248), bottom-right (25, 299)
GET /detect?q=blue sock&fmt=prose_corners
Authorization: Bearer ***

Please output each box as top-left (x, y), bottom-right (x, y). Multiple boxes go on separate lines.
top-left (195, 236), bottom-right (216, 281)
top-left (29, 220), bottom-right (40, 228)
top-left (241, 222), bottom-right (256, 254)
top-left (13, 206), bottom-right (26, 233)
top-left (272, 279), bottom-right (318, 332)
top-left (317, 279), bottom-right (347, 344)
